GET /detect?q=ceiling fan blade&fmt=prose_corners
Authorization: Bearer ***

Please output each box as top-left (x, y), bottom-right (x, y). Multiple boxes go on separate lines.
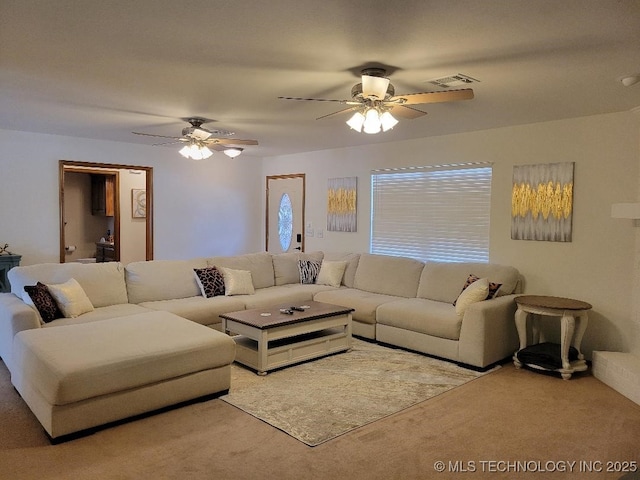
top-left (278, 96), bottom-right (356, 104)
top-left (316, 106), bottom-right (360, 120)
top-left (151, 140), bottom-right (187, 146)
top-left (388, 105), bottom-right (428, 119)
top-left (391, 88), bottom-right (474, 105)
top-left (362, 75), bottom-right (390, 100)
top-left (208, 144), bottom-right (227, 152)
top-left (206, 138), bottom-right (259, 146)
top-left (132, 131), bottom-right (183, 140)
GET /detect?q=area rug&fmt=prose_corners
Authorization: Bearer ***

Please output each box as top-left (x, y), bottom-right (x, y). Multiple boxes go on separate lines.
top-left (221, 339), bottom-right (498, 446)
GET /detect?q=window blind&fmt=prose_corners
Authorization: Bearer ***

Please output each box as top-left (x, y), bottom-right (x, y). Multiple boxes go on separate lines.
top-left (370, 163), bottom-right (492, 263)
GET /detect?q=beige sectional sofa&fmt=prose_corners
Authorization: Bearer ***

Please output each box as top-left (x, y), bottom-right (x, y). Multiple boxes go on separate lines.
top-left (0, 250), bottom-right (523, 439)
top-left (1, 250), bottom-right (522, 373)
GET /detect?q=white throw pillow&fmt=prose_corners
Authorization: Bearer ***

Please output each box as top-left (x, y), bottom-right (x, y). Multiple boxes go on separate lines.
top-left (315, 261), bottom-right (347, 288)
top-left (219, 267), bottom-right (255, 296)
top-left (46, 278), bottom-right (95, 318)
top-left (454, 277), bottom-right (489, 317)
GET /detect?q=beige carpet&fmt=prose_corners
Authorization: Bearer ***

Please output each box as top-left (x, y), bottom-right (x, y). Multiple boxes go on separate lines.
top-left (221, 339), bottom-right (497, 445)
top-left (2, 354), bottom-right (640, 479)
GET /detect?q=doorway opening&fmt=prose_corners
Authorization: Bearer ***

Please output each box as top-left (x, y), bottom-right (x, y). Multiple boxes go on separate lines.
top-left (59, 160), bottom-right (154, 264)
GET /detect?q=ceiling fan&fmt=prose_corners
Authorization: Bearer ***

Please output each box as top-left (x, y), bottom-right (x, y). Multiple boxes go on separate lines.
top-left (278, 68), bottom-right (474, 134)
top-left (132, 118), bottom-right (258, 159)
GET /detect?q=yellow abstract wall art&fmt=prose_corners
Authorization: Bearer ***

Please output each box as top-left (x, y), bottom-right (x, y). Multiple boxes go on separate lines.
top-left (511, 162), bottom-right (574, 241)
top-left (327, 177), bottom-right (357, 232)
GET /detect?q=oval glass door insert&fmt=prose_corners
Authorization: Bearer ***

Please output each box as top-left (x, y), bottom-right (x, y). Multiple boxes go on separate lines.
top-left (278, 193), bottom-right (293, 251)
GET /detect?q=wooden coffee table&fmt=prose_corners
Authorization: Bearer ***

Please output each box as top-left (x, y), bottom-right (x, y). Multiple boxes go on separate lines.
top-left (220, 301), bottom-right (354, 375)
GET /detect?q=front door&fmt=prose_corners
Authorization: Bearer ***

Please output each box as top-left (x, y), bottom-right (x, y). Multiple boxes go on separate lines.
top-left (266, 174), bottom-right (305, 253)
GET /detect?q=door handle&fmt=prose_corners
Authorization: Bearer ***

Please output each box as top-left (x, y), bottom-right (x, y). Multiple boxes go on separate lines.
top-left (295, 247), bottom-right (301, 251)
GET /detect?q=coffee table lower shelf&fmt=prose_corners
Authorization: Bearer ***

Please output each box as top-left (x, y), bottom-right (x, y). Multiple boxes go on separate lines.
top-left (234, 327), bottom-right (351, 374)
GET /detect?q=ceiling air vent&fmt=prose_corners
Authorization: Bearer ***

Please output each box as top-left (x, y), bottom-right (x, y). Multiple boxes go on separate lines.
top-left (427, 74), bottom-right (480, 88)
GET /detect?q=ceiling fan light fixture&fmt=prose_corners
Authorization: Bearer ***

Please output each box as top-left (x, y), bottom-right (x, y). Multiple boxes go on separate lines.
top-left (189, 144), bottom-right (204, 160)
top-left (363, 108), bottom-right (382, 134)
top-left (200, 146), bottom-right (213, 159)
top-left (346, 111), bottom-right (365, 132)
top-left (179, 143), bottom-right (213, 160)
top-left (380, 111), bottom-right (399, 132)
top-left (191, 128), bottom-right (212, 140)
top-left (224, 147), bottom-right (243, 158)
top-left (362, 75), bottom-right (390, 100)
top-left (179, 145), bottom-right (191, 158)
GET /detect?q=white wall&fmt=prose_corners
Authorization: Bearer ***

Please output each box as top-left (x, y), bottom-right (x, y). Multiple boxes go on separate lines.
top-left (0, 129), bottom-right (263, 265)
top-left (263, 111), bottom-right (640, 358)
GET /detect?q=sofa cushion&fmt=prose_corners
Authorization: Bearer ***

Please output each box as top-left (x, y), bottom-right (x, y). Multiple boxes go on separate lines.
top-left (47, 278), bottom-right (95, 318)
top-left (13, 311), bottom-right (236, 406)
top-left (125, 258), bottom-right (208, 304)
top-left (376, 298), bottom-right (463, 341)
top-left (241, 285), bottom-right (318, 309)
top-left (139, 296), bottom-right (246, 327)
top-left (417, 262), bottom-right (521, 304)
top-left (193, 267), bottom-right (225, 298)
top-left (453, 274), bottom-right (502, 306)
top-left (322, 253), bottom-right (360, 287)
top-left (272, 251), bottom-right (324, 285)
top-left (353, 253), bottom-right (424, 298)
top-left (219, 267), bottom-right (255, 296)
top-left (313, 288), bottom-right (400, 325)
top-left (298, 259), bottom-right (321, 284)
top-left (23, 282), bottom-right (63, 323)
top-left (315, 260), bottom-right (347, 288)
top-left (454, 277), bottom-right (489, 317)
top-left (9, 262), bottom-right (129, 308)
top-left (43, 304), bottom-right (152, 327)
top-left (209, 252), bottom-right (275, 289)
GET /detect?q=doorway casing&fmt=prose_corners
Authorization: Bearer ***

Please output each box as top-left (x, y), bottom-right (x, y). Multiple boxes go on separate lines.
top-left (266, 173), bottom-right (305, 253)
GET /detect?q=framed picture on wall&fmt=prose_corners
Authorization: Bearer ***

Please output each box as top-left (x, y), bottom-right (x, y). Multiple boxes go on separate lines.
top-left (327, 177), bottom-right (357, 232)
top-left (132, 189), bottom-right (146, 218)
top-left (511, 162), bottom-right (574, 242)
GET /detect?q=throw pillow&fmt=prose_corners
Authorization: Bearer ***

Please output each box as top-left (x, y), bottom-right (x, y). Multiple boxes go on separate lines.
top-left (298, 260), bottom-right (321, 284)
top-left (219, 267), bottom-right (255, 296)
top-left (46, 278), bottom-right (95, 318)
top-left (194, 267), bottom-right (225, 298)
top-left (453, 274), bottom-right (502, 306)
top-left (315, 260), bottom-right (347, 288)
top-left (23, 282), bottom-right (63, 323)
top-left (454, 277), bottom-right (490, 317)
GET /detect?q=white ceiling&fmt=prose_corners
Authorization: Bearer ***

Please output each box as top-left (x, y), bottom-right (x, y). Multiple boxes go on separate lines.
top-left (1, 0), bottom-right (639, 158)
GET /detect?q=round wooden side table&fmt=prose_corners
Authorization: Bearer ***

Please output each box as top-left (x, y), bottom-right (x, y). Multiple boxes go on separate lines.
top-left (513, 295), bottom-right (592, 380)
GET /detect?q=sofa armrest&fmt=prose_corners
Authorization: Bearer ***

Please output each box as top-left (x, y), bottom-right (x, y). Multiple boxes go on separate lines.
top-left (0, 293), bottom-right (41, 373)
top-left (457, 294), bottom-right (519, 368)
